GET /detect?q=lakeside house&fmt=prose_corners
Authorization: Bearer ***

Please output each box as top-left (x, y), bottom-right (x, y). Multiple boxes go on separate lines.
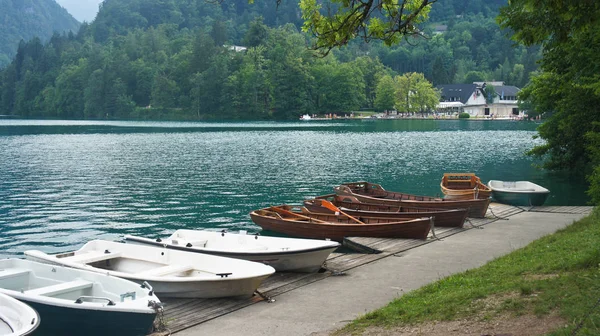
top-left (437, 82), bottom-right (521, 118)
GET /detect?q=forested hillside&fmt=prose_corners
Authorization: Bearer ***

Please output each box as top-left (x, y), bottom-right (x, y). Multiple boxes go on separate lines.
top-left (0, 0), bottom-right (539, 120)
top-left (0, 0), bottom-right (80, 68)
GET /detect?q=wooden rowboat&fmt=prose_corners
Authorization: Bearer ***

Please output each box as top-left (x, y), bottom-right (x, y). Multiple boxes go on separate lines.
top-left (249, 205), bottom-right (432, 241)
top-left (440, 173), bottom-right (492, 199)
top-left (303, 194), bottom-right (468, 228)
top-left (334, 182), bottom-right (491, 218)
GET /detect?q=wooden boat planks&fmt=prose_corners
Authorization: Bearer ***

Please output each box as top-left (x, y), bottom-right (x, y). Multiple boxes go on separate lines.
top-left (250, 206), bottom-right (433, 241)
top-left (440, 173), bottom-right (492, 200)
top-left (304, 195), bottom-right (468, 228)
top-left (334, 182), bottom-right (491, 218)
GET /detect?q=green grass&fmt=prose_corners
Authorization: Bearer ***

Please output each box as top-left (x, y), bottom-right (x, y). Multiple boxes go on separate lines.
top-left (339, 208), bottom-right (600, 335)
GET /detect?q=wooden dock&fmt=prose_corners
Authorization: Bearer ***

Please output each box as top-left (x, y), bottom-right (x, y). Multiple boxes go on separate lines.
top-left (152, 203), bottom-right (594, 335)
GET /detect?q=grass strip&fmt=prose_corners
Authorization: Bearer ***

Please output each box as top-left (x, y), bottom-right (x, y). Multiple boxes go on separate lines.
top-left (340, 208), bottom-right (600, 335)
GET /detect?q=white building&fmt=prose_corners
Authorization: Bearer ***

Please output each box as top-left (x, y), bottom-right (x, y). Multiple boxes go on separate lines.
top-left (437, 82), bottom-right (521, 118)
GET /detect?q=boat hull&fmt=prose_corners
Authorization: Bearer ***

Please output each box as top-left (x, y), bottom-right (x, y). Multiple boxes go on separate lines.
top-left (488, 180), bottom-right (550, 206)
top-left (304, 195), bottom-right (468, 228)
top-left (25, 240), bottom-right (275, 299)
top-left (491, 190), bottom-right (549, 206)
top-left (335, 182), bottom-right (490, 218)
top-left (0, 259), bottom-right (157, 336)
top-left (130, 275), bottom-right (271, 299)
top-left (16, 299), bottom-right (155, 336)
top-left (125, 236), bottom-right (337, 273)
top-left (250, 209), bottom-right (432, 241)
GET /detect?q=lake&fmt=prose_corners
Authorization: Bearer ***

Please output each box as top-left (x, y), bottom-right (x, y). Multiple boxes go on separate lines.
top-left (0, 119), bottom-right (589, 258)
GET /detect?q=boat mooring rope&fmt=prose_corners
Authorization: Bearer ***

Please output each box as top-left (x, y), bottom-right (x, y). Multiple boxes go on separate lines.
top-left (149, 300), bottom-right (169, 335)
top-left (487, 205), bottom-right (509, 220)
top-left (465, 218), bottom-right (484, 229)
top-left (429, 217), bottom-right (440, 240)
top-left (254, 290), bottom-right (276, 303)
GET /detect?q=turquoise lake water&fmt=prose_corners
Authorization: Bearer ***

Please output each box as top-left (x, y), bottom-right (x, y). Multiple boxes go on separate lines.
top-left (0, 119), bottom-right (589, 258)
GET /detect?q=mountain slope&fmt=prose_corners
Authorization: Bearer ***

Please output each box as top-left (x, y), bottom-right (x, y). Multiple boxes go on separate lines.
top-left (0, 0), bottom-right (80, 68)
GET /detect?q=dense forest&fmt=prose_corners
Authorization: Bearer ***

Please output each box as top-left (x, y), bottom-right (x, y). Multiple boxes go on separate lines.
top-left (0, 0), bottom-right (80, 68)
top-left (0, 0), bottom-right (540, 120)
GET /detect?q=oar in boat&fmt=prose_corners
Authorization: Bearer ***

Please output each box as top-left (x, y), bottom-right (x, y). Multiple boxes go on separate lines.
top-left (317, 200), bottom-right (365, 224)
top-left (268, 206), bottom-right (329, 223)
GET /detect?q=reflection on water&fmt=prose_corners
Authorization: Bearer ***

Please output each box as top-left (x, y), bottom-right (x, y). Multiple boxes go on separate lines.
top-left (0, 119), bottom-right (588, 257)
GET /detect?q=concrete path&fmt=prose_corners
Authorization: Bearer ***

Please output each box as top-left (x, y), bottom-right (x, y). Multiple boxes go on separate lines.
top-left (175, 211), bottom-right (588, 336)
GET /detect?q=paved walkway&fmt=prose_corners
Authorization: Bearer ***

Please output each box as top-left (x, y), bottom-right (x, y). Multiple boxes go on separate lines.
top-left (175, 210), bottom-right (589, 336)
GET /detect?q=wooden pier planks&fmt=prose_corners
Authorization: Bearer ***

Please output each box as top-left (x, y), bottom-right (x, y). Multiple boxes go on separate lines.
top-left (152, 203), bottom-right (590, 335)
top-left (528, 206), bottom-right (594, 214)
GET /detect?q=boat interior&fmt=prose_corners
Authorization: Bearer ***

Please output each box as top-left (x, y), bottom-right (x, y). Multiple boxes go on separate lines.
top-left (0, 268), bottom-right (95, 301)
top-left (58, 251), bottom-right (225, 278)
top-left (0, 318), bottom-right (11, 335)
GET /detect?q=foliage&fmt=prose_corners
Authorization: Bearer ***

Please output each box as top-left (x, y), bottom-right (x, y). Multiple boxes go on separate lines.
top-left (458, 112), bottom-right (470, 119)
top-left (300, 0), bottom-right (433, 55)
top-left (0, 0), bottom-right (542, 120)
top-left (340, 208), bottom-right (600, 334)
top-left (374, 75), bottom-right (396, 112)
top-left (483, 85), bottom-right (496, 105)
top-left (394, 72), bottom-right (439, 114)
top-left (0, 0), bottom-right (80, 69)
top-left (498, 0), bottom-right (600, 202)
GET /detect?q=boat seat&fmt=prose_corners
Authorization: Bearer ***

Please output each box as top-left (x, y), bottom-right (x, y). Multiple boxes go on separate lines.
top-left (65, 251), bottom-right (122, 264)
top-left (138, 264), bottom-right (194, 277)
top-left (0, 269), bottom-right (30, 280)
top-left (25, 280), bottom-right (93, 296)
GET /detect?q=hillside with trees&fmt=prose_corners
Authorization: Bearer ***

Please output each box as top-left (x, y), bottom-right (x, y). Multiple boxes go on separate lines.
top-left (0, 0), bottom-right (80, 69)
top-left (0, 0), bottom-right (539, 120)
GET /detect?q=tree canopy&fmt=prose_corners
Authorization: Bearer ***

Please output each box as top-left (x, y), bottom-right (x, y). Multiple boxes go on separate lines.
top-left (498, 0), bottom-right (600, 203)
top-left (300, 0), bottom-right (434, 54)
top-left (0, 0), bottom-right (541, 121)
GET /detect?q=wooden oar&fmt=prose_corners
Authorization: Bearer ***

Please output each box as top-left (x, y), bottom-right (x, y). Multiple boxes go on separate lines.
top-left (317, 200), bottom-right (365, 224)
top-left (268, 206), bottom-right (329, 224)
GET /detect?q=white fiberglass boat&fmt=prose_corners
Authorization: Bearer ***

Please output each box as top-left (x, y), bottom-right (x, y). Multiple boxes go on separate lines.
top-left (125, 229), bottom-right (340, 272)
top-left (0, 292), bottom-right (38, 336)
top-left (25, 240), bottom-right (275, 299)
top-left (488, 180), bottom-right (550, 206)
top-left (0, 259), bottom-right (158, 336)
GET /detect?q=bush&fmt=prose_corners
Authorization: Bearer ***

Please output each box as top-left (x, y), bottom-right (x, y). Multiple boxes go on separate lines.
top-left (458, 112), bottom-right (470, 119)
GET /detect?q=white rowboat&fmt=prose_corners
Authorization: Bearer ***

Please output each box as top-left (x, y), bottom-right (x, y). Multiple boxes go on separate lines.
top-left (0, 259), bottom-right (158, 336)
top-left (487, 180), bottom-right (550, 206)
top-left (0, 292), bottom-right (38, 336)
top-left (125, 229), bottom-right (340, 272)
top-left (25, 240), bottom-right (275, 299)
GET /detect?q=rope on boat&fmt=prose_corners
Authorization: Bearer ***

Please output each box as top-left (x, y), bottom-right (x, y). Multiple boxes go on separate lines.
top-left (571, 296), bottom-right (600, 335)
top-left (487, 205), bottom-right (509, 220)
top-left (465, 218), bottom-right (484, 229)
top-left (429, 217), bottom-right (440, 240)
top-left (321, 263), bottom-right (346, 276)
top-left (254, 290), bottom-right (276, 303)
top-left (150, 300), bottom-right (169, 335)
